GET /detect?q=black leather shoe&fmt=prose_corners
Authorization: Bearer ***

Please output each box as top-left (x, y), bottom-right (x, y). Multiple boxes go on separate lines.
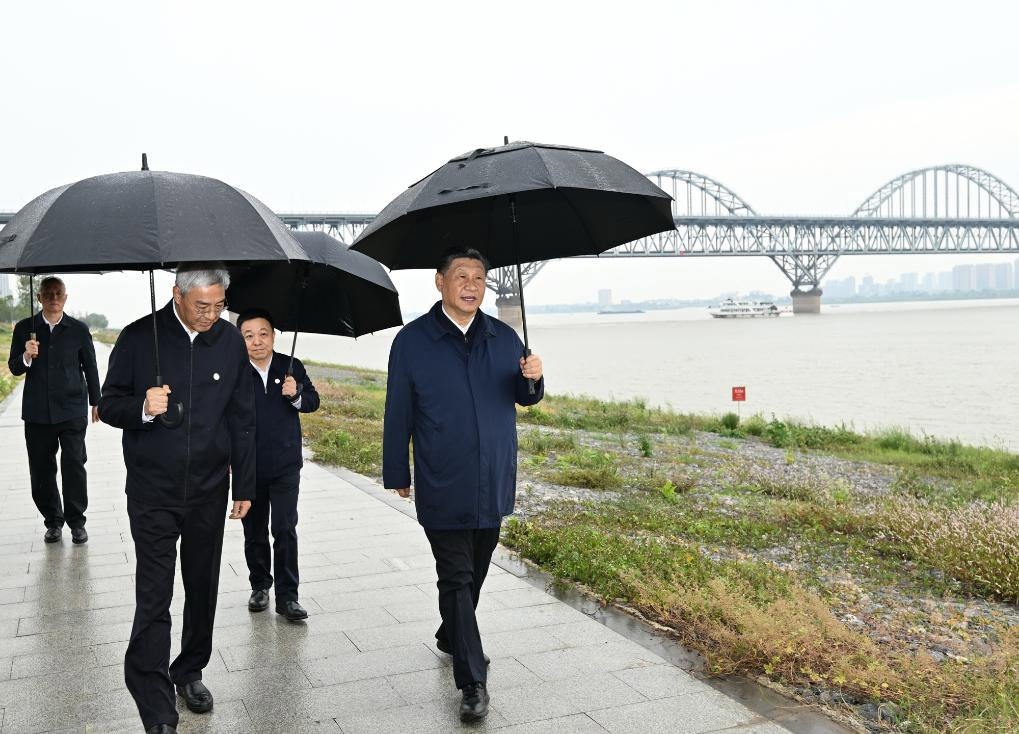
top-left (248, 588), bottom-right (270, 612)
top-left (146, 725), bottom-right (177, 734)
top-left (275, 600), bottom-right (309, 621)
top-left (43, 527), bottom-right (62, 543)
top-left (437, 638), bottom-right (490, 665)
top-left (71, 527), bottom-right (88, 544)
top-left (460, 682), bottom-right (490, 722)
top-left (175, 679), bottom-right (213, 713)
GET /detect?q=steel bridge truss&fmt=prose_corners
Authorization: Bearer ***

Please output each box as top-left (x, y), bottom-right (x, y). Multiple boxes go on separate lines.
top-left (5, 164), bottom-right (1018, 297)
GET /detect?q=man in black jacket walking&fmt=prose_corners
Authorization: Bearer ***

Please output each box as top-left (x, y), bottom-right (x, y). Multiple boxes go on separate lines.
top-left (7, 276), bottom-right (100, 544)
top-left (237, 309), bottom-right (319, 622)
top-left (100, 264), bottom-right (255, 734)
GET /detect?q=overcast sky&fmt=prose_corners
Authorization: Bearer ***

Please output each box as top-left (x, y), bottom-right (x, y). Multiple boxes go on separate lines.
top-left (3, 0), bottom-right (1019, 325)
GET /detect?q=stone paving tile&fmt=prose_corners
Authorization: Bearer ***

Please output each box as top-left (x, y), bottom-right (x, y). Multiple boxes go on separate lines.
top-left (241, 675), bottom-right (406, 731)
top-left (489, 672), bottom-right (648, 725)
top-left (300, 642), bottom-right (444, 687)
top-left (611, 663), bottom-right (705, 700)
top-left (587, 692), bottom-right (756, 734)
top-left (333, 696), bottom-right (510, 733)
top-left (385, 655), bottom-right (543, 704)
top-left (515, 640), bottom-right (663, 681)
top-left (492, 713), bottom-right (610, 733)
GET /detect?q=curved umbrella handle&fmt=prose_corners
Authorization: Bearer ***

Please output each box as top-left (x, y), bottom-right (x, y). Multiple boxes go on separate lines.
top-left (157, 400), bottom-right (185, 429)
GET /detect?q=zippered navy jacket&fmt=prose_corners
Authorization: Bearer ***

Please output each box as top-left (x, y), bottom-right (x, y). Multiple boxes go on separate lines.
top-left (383, 301), bottom-right (544, 529)
top-left (99, 301), bottom-right (256, 506)
top-left (7, 313), bottom-right (101, 425)
top-left (250, 351), bottom-right (319, 483)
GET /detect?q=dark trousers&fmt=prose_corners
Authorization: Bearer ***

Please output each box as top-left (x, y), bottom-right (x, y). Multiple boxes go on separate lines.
top-left (25, 418), bottom-right (88, 529)
top-left (423, 526), bottom-right (501, 690)
top-left (125, 496), bottom-right (227, 731)
top-left (241, 472), bottom-right (300, 601)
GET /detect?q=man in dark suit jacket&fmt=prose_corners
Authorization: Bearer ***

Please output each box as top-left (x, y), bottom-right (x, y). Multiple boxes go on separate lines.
top-left (236, 309), bottom-right (320, 623)
top-left (100, 263), bottom-right (255, 734)
top-left (383, 248), bottom-right (544, 723)
top-left (7, 276), bottom-right (100, 544)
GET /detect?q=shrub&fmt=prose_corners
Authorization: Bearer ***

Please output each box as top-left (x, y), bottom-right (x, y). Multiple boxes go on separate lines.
top-left (721, 412), bottom-right (740, 431)
top-left (637, 434), bottom-right (653, 458)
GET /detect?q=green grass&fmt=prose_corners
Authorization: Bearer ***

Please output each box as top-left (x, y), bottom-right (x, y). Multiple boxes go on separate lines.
top-left (545, 448), bottom-right (622, 489)
top-left (292, 358), bottom-right (1019, 733)
top-left (0, 325), bottom-right (21, 403)
top-left (503, 500), bottom-right (1019, 734)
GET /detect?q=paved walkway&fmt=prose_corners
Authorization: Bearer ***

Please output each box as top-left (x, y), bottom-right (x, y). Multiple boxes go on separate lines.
top-left (0, 350), bottom-right (799, 734)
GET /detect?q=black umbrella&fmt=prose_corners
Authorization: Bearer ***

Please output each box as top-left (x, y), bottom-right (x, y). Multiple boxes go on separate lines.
top-left (351, 139), bottom-right (674, 392)
top-left (0, 154), bottom-right (310, 427)
top-left (227, 230), bottom-right (403, 375)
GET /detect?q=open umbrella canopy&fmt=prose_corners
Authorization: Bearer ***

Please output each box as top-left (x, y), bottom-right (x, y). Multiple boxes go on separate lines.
top-left (350, 141), bottom-right (674, 270)
top-left (227, 230), bottom-right (402, 338)
top-left (0, 157), bottom-right (312, 428)
top-left (0, 167), bottom-right (307, 274)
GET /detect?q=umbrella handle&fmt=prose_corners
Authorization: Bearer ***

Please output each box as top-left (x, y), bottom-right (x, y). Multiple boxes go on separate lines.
top-left (523, 347), bottom-right (535, 396)
top-left (156, 401), bottom-right (185, 429)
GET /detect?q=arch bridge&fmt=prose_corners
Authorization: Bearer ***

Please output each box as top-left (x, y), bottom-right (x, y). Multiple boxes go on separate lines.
top-left (4, 164), bottom-right (1018, 315)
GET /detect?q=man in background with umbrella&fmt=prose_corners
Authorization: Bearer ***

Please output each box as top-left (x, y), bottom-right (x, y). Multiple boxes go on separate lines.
top-left (383, 247), bottom-right (544, 723)
top-left (236, 308), bottom-right (319, 623)
top-left (100, 263), bottom-right (255, 734)
top-left (6, 276), bottom-right (100, 544)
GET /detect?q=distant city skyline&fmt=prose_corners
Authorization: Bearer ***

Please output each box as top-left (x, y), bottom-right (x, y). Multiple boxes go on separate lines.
top-left (826, 257), bottom-right (1019, 298)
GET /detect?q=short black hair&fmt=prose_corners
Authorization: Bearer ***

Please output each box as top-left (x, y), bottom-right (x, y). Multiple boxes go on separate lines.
top-left (437, 247), bottom-right (490, 274)
top-left (237, 308), bottom-right (275, 332)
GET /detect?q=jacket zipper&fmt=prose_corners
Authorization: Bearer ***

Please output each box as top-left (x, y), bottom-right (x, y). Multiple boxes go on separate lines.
top-left (183, 341), bottom-right (194, 501)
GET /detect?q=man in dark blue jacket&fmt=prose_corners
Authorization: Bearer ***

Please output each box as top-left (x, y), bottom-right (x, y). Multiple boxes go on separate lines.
top-left (100, 264), bottom-right (255, 734)
top-left (7, 276), bottom-right (101, 544)
top-left (383, 247), bottom-right (544, 723)
top-left (236, 308), bottom-right (319, 623)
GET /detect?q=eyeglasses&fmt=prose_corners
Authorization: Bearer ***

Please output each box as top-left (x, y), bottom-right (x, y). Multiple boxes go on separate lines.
top-left (191, 300), bottom-right (228, 316)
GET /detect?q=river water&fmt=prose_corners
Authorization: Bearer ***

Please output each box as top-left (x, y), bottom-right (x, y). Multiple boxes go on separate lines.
top-left (281, 298), bottom-right (1019, 451)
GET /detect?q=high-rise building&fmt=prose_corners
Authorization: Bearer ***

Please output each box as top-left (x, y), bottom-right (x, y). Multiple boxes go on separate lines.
top-left (974, 263), bottom-right (994, 290)
top-left (900, 272), bottom-right (919, 292)
top-left (994, 262), bottom-right (1014, 290)
top-left (597, 289), bottom-right (612, 308)
top-left (937, 272), bottom-right (953, 291)
top-left (921, 273), bottom-right (936, 292)
top-left (953, 264), bottom-right (974, 292)
top-left (860, 275), bottom-right (876, 296)
top-left (0, 274), bottom-right (11, 300)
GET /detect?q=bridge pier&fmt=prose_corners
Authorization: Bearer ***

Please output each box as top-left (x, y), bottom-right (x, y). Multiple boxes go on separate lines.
top-left (495, 294), bottom-right (523, 332)
top-left (790, 287), bottom-right (822, 314)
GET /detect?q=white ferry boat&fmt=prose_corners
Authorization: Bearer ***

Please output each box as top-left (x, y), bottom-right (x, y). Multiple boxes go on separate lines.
top-left (709, 298), bottom-right (782, 318)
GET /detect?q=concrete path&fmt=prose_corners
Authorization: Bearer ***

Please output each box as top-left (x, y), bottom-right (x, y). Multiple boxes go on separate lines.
top-left (0, 350), bottom-right (798, 734)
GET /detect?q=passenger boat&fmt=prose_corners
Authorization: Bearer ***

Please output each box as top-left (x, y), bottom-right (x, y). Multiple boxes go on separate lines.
top-left (709, 298), bottom-right (782, 318)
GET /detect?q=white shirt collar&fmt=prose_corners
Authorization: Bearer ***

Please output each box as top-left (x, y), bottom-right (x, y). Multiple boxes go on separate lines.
top-left (172, 303), bottom-right (199, 343)
top-left (441, 304), bottom-right (474, 335)
top-left (41, 312), bottom-right (63, 331)
top-left (251, 360), bottom-right (271, 388)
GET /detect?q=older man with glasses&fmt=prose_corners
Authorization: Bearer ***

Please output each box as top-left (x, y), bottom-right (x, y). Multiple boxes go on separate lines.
top-left (7, 276), bottom-right (101, 544)
top-left (100, 263), bottom-right (255, 734)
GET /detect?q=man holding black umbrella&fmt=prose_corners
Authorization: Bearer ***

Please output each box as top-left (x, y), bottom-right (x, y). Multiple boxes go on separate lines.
top-left (7, 276), bottom-right (100, 544)
top-left (236, 308), bottom-right (319, 622)
top-left (100, 263), bottom-right (254, 734)
top-left (383, 247), bottom-right (543, 722)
